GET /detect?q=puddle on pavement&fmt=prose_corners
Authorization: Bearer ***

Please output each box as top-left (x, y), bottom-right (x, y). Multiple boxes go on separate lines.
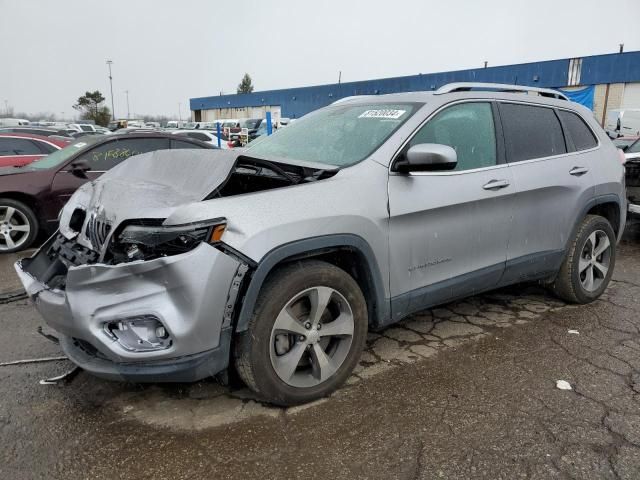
top-left (105, 285), bottom-right (569, 431)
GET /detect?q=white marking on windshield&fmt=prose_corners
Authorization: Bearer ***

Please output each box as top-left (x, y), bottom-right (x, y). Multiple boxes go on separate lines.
top-left (358, 109), bottom-right (406, 119)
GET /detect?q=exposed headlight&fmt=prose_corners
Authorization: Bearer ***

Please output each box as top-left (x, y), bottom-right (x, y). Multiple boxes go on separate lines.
top-left (116, 219), bottom-right (226, 261)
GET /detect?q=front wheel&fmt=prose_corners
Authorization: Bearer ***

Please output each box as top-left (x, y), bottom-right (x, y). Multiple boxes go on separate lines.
top-left (234, 260), bottom-right (368, 406)
top-left (552, 214), bottom-right (616, 303)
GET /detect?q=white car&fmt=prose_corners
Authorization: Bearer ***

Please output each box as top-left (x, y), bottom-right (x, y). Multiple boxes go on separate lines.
top-left (605, 109), bottom-right (640, 138)
top-left (172, 129), bottom-right (229, 149)
top-left (68, 123), bottom-right (97, 133)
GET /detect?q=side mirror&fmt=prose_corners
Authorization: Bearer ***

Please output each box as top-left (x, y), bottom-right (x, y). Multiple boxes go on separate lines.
top-left (394, 143), bottom-right (457, 173)
top-left (69, 160), bottom-right (91, 178)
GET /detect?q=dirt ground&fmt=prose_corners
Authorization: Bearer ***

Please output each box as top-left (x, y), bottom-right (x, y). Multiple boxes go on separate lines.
top-left (2, 227), bottom-right (640, 479)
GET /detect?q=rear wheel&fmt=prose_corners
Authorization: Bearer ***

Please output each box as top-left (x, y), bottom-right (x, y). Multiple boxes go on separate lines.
top-left (234, 260), bottom-right (368, 406)
top-left (552, 214), bottom-right (616, 303)
top-left (0, 199), bottom-right (38, 253)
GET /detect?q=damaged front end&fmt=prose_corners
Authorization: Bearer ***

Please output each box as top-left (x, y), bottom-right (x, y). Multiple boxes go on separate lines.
top-left (16, 228), bottom-right (245, 382)
top-left (15, 148), bottom-right (336, 382)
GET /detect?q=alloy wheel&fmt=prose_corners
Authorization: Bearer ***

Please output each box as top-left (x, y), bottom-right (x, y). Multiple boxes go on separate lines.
top-left (0, 206), bottom-right (31, 252)
top-left (269, 286), bottom-right (355, 388)
top-left (578, 230), bottom-right (611, 292)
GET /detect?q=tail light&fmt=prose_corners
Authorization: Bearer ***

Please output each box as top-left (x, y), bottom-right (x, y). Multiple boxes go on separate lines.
top-left (227, 141), bottom-right (234, 148)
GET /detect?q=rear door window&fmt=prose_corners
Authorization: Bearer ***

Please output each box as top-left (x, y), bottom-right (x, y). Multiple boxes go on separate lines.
top-left (500, 103), bottom-right (567, 162)
top-left (0, 137), bottom-right (42, 155)
top-left (34, 140), bottom-right (57, 154)
top-left (557, 110), bottom-right (598, 151)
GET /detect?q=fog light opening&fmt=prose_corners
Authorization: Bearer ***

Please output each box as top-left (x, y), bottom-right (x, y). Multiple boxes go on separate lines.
top-left (104, 316), bottom-right (172, 352)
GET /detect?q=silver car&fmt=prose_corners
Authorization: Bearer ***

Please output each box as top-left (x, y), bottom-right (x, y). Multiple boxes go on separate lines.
top-left (16, 83), bottom-right (626, 405)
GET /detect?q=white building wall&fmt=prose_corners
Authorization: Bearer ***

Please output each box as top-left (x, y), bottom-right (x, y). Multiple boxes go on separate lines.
top-left (622, 83), bottom-right (640, 109)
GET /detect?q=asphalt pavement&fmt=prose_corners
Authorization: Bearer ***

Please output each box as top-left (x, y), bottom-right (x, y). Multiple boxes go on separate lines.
top-left (2, 226), bottom-right (640, 479)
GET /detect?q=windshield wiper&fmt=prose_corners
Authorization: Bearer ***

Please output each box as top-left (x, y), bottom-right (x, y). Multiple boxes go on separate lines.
top-left (246, 159), bottom-right (300, 185)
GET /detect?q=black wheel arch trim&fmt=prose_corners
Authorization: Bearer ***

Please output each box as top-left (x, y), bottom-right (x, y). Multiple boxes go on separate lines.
top-left (571, 194), bottom-right (623, 244)
top-left (234, 234), bottom-right (390, 333)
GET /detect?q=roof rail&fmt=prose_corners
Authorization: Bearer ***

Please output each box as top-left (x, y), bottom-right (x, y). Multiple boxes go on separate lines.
top-left (331, 95), bottom-right (373, 105)
top-left (435, 82), bottom-right (569, 101)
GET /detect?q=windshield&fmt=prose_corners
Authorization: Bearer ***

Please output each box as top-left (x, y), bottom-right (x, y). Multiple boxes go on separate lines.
top-left (247, 103), bottom-right (419, 166)
top-left (614, 138), bottom-right (638, 150)
top-left (241, 119), bottom-right (261, 129)
top-left (27, 137), bottom-right (100, 170)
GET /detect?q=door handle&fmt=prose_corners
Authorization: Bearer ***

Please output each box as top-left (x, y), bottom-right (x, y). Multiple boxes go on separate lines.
top-left (483, 179), bottom-right (510, 190)
top-left (569, 166), bottom-right (589, 176)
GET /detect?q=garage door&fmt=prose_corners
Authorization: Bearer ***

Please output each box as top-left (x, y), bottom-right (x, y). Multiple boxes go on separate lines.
top-left (622, 83), bottom-right (640, 109)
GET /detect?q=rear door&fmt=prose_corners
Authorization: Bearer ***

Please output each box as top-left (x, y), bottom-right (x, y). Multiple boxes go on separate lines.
top-left (50, 137), bottom-right (171, 214)
top-left (499, 102), bottom-right (595, 284)
top-left (388, 101), bottom-right (515, 319)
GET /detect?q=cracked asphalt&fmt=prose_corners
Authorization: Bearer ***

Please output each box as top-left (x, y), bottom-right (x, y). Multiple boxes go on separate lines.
top-left (2, 224), bottom-right (640, 479)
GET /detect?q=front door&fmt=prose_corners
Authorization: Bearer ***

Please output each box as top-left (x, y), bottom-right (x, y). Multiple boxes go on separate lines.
top-left (388, 101), bottom-right (515, 320)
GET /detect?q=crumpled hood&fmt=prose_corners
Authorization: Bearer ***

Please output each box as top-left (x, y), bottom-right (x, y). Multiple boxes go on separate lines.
top-left (59, 148), bottom-right (240, 252)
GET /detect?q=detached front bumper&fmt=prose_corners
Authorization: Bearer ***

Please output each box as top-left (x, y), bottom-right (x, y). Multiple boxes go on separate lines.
top-left (15, 241), bottom-right (243, 382)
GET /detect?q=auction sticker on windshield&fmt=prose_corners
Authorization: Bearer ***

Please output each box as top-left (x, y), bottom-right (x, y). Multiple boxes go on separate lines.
top-left (358, 109), bottom-right (406, 119)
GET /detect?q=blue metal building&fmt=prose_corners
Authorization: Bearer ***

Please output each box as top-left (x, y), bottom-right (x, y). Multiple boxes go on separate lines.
top-left (190, 51), bottom-right (640, 121)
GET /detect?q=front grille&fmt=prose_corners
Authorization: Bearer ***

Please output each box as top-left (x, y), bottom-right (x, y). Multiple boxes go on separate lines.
top-left (85, 213), bottom-right (112, 251)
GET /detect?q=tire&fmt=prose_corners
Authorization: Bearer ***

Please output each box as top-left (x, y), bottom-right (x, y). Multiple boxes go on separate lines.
top-left (0, 198), bottom-right (38, 253)
top-left (234, 260), bottom-right (368, 406)
top-left (552, 214), bottom-right (616, 304)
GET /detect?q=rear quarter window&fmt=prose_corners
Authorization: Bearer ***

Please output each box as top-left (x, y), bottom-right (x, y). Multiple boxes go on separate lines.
top-left (499, 103), bottom-right (567, 162)
top-left (557, 110), bottom-right (598, 151)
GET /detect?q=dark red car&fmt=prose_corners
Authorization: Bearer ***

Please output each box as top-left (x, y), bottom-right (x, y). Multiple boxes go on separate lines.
top-left (0, 133), bottom-right (70, 167)
top-left (0, 132), bottom-right (213, 252)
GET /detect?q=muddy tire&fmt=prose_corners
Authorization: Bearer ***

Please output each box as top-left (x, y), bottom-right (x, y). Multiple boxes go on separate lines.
top-left (0, 198), bottom-right (38, 253)
top-left (552, 215), bottom-right (616, 304)
top-left (234, 260), bottom-right (368, 406)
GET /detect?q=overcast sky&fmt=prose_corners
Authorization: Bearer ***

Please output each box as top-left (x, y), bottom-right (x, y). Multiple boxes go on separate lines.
top-left (1, 0), bottom-right (639, 119)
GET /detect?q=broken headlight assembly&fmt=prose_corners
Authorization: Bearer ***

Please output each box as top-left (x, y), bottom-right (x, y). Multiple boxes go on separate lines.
top-left (113, 219), bottom-right (226, 262)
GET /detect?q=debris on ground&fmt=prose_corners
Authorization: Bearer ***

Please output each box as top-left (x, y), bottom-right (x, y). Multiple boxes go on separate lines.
top-left (39, 366), bottom-right (80, 385)
top-left (0, 356), bottom-right (67, 367)
top-left (556, 380), bottom-right (573, 390)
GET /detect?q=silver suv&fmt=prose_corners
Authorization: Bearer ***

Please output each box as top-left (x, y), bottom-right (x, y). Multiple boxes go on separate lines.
top-left (16, 83), bottom-right (626, 405)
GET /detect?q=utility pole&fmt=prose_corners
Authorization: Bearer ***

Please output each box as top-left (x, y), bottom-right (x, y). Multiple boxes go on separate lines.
top-left (3, 100), bottom-right (8, 116)
top-left (106, 60), bottom-right (115, 120)
top-left (178, 103), bottom-right (182, 121)
top-left (125, 90), bottom-right (130, 119)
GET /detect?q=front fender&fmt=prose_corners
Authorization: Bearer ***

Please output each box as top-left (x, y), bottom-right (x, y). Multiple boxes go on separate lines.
top-left (234, 234), bottom-right (390, 332)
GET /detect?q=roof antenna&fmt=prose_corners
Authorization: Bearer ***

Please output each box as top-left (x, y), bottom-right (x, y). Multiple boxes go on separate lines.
top-left (619, 43), bottom-right (624, 53)
top-left (484, 61), bottom-right (488, 68)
